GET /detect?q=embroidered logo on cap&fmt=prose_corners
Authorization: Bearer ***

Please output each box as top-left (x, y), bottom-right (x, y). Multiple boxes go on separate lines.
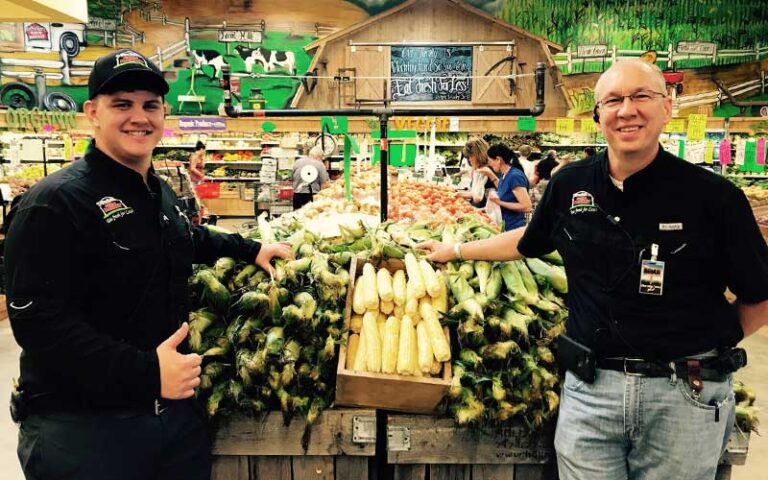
top-left (570, 191), bottom-right (598, 214)
top-left (114, 51), bottom-right (148, 69)
top-left (97, 196), bottom-right (134, 223)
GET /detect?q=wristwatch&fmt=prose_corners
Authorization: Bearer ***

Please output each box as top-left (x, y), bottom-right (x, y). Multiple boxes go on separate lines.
top-left (453, 242), bottom-right (463, 261)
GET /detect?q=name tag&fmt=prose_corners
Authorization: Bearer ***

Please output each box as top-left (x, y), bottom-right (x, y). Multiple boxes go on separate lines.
top-left (659, 223), bottom-right (683, 231)
top-left (639, 260), bottom-right (665, 296)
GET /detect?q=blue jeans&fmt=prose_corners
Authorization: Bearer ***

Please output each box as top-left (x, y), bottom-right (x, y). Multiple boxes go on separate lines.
top-left (555, 369), bottom-right (734, 480)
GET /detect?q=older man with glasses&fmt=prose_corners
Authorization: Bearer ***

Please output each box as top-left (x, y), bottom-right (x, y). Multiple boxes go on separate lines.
top-left (418, 59), bottom-right (767, 479)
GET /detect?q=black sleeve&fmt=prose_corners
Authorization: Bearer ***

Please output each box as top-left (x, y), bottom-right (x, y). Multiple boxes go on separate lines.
top-left (5, 204), bottom-right (160, 402)
top-left (191, 225), bottom-right (262, 265)
top-left (721, 187), bottom-right (768, 304)
top-left (518, 178), bottom-right (557, 258)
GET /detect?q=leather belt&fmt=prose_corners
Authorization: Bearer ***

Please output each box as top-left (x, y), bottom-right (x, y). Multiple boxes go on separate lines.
top-left (596, 358), bottom-right (728, 381)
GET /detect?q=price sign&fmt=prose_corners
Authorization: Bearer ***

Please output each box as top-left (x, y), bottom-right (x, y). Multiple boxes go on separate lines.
top-left (686, 114), bottom-right (707, 141)
top-left (556, 118), bottom-right (575, 135)
top-left (517, 116), bottom-right (536, 131)
top-left (581, 118), bottom-right (597, 133)
top-left (665, 118), bottom-right (686, 133)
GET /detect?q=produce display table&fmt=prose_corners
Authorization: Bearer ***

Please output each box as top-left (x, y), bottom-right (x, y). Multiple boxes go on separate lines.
top-left (211, 409), bottom-right (377, 480)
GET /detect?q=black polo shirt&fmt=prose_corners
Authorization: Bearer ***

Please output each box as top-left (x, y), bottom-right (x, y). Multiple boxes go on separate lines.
top-left (518, 147), bottom-right (768, 361)
top-left (5, 145), bottom-right (261, 411)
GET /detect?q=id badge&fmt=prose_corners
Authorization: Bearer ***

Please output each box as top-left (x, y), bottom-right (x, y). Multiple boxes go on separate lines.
top-left (639, 259), bottom-right (665, 295)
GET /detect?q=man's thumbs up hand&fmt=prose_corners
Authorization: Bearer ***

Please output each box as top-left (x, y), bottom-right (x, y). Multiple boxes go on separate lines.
top-left (156, 323), bottom-right (202, 400)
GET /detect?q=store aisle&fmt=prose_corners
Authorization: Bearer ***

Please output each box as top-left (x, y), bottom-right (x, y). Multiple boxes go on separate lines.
top-left (0, 320), bottom-right (23, 480)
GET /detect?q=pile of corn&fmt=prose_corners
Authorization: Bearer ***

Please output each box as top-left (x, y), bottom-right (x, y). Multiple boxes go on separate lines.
top-left (734, 380), bottom-right (759, 434)
top-left (346, 253), bottom-right (451, 377)
top-left (444, 252), bottom-right (568, 430)
top-left (189, 224), bottom-right (350, 449)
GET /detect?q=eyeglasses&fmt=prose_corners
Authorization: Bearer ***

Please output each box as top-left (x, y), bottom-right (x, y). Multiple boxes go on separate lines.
top-left (596, 90), bottom-right (666, 110)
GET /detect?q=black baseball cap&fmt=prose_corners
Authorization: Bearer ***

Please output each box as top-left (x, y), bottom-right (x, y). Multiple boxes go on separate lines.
top-left (88, 49), bottom-right (169, 99)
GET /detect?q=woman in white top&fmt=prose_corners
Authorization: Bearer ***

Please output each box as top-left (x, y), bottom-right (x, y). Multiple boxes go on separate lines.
top-left (456, 136), bottom-right (497, 208)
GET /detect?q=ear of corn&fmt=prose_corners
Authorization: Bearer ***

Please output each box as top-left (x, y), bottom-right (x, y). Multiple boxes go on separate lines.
top-left (346, 334), bottom-right (360, 370)
top-left (404, 253), bottom-right (426, 298)
top-left (392, 270), bottom-right (407, 306)
top-left (362, 263), bottom-right (380, 311)
top-left (410, 328), bottom-right (423, 377)
top-left (396, 315), bottom-right (415, 375)
top-left (381, 316), bottom-right (401, 374)
top-left (431, 271), bottom-right (449, 314)
top-left (362, 311), bottom-right (381, 372)
top-left (377, 268), bottom-right (394, 302)
top-left (350, 314), bottom-right (363, 334)
top-left (420, 302), bottom-right (451, 362)
top-left (393, 304), bottom-right (405, 318)
top-left (416, 321), bottom-right (435, 373)
top-left (419, 260), bottom-right (441, 297)
top-left (352, 274), bottom-right (367, 314)
top-left (352, 325), bottom-right (368, 372)
top-left (380, 300), bottom-right (394, 315)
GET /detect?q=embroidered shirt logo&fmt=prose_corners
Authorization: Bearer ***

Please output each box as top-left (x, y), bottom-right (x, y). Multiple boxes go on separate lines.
top-left (97, 196), bottom-right (134, 223)
top-left (659, 223), bottom-right (683, 231)
top-left (114, 51), bottom-right (148, 69)
top-left (570, 191), bottom-right (598, 214)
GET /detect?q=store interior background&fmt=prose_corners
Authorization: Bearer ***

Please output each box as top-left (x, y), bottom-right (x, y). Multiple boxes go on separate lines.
top-left (1, 0), bottom-right (768, 478)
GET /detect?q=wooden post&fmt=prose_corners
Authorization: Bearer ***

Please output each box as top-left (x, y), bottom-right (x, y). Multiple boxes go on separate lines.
top-left (157, 46), bottom-right (163, 70)
top-left (185, 17), bottom-right (191, 54)
top-left (566, 46), bottom-right (572, 74)
top-left (611, 46), bottom-right (617, 66)
top-left (712, 43), bottom-right (718, 65)
top-left (668, 43), bottom-right (674, 70)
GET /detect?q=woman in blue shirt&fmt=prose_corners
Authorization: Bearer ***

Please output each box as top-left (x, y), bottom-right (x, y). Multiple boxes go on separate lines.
top-left (487, 144), bottom-right (532, 231)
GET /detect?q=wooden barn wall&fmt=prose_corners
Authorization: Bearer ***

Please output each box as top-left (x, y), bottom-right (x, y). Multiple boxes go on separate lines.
top-left (298, 0), bottom-right (569, 116)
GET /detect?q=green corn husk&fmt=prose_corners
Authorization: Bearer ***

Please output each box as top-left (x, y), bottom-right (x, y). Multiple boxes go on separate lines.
top-left (525, 258), bottom-right (568, 294)
top-left (448, 274), bottom-right (475, 303)
top-left (265, 326), bottom-right (285, 355)
top-left (236, 316), bottom-right (264, 345)
top-left (199, 362), bottom-right (226, 391)
top-left (206, 382), bottom-right (228, 417)
top-left (458, 348), bottom-right (483, 369)
top-left (213, 257), bottom-right (236, 282)
top-left (233, 264), bottom-right (258, 289)
top-left (196, 269), bottom-right (232, 314)
top-left (202, 336), bottom-right (232, 357)
top-left (486, 267), bottom-right (503, 300)
top-left (450, 363), bottom-right (466, 398)
top-left (480, 341), bottom-right (520, 361)
top-left (500, 262), bottom-right (537, 305)
top-left (491, 374), bottom-right (506, 401)
top-left (232, 291), bottom-right (269, 315)
top-left (536, 346), bottom-right (555, 364)
top-left (475, 261), bottom-right (492, 294)
top-left (458, 262), bottom-right (475, 280)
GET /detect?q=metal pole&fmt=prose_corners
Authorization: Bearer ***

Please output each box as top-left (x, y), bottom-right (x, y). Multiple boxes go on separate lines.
top-left (379, 113), bottom-right (388, 222)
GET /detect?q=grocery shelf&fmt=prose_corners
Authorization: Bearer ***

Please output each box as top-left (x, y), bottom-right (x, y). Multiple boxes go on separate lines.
top-left (206, 147), bottom-right (262, 151)
top-left (206, 161), bottom-right (262, 166)
top-left (207, 177), bottom-right (260, 182)
top-left (540, 143), bottom-right (607, 148)
top-left (155, 144), bottom-right (197, 148)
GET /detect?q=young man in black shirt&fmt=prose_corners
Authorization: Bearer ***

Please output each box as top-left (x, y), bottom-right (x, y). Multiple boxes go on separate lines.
top-left (419, 59), bottom-right (768, 479)
top-left (5, 49), bottom-right (292, 480)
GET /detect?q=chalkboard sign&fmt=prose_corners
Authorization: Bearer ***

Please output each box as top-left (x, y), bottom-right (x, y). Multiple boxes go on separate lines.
top-left (391, 46), bottom-right (472, 102)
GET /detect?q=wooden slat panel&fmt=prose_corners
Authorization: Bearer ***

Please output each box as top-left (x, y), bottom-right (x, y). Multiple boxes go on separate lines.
top-left (429, 465), bottom-right (470, 480)
top-left (251, 456), bottom-right (292, 480)
top-left (513, 464), bottom-right (552, 480)
top-left (471, 464), bottom-right (514, 480)
top-left (714, 464), bottom-right (732, 480)
top-left (211, 456), bottom-right (250, 480)
top-left (292, 456), bottom-right (335, 480)
top-left (213, 409), bottom-right (376, 456)
top-left (394, 464), bottom-right (427, 480)
top-left (335, 456), bottom-right (369, 480)
top-left (387, 415), bottom-right (554, 465)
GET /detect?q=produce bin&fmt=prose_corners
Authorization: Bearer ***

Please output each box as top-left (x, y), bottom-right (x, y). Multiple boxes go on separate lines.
top-left (196, 182), bottom-right (220, 199)
top-left (211, 408), bottom-right (377, 480)
top-left (335, 258), bottom-right (452, 414)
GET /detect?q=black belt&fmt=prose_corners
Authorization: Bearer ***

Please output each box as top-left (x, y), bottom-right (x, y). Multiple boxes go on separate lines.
top-left (596, 358), bottom-right (728, 381)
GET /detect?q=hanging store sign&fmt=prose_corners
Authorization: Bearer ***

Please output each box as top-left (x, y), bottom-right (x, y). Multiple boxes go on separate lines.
top-left (218, 30), bottom-right (262, 43)
top-left (577, 44), bottom-right (608, 58)
top-left (676, 42), bottom-right (716, 55)
top-left (393, 117), bottom-right (450, 131)
top-left (178, 117), bottom-right (227, 131)
top-left (5, 107), bottom-right (77, 130)
top-left (390, 46), bottom-right (472, 102)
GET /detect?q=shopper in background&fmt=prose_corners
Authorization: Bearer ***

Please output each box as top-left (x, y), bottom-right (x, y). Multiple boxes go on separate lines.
top-left (456, 136), bottom-right (497, 208)
top-left (417, 59), bottom-right (766, 480)
top-left (188, 140), bottom-right (206, 185)
top-left (582, 145), bottom-right (596, 161)
top-left (551, 153), bottom-right (576, 176)
top-left (486, 143), bottom-right (531, 231)
top-left (4, 49), bottom-right (293, 480)
top-left (517, 144), bottom-right (536, 184)
top-left (292, 144), bottom-right (330, 210)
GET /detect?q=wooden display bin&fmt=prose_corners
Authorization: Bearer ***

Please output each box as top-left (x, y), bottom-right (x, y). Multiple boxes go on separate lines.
top-left (211, 408), bottom-right (377, 480)
top-left (335, 258), bottom-right (452, 414)
top-left (386, 414), bottom-right (557, 480)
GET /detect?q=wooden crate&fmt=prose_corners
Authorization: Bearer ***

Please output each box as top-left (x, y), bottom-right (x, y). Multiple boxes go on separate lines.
top-left (335, 258), bottom-right (452, 414)
top-left (386, 414), bottom-right (557, 480)
top-left (211, 408), bottom-right (376, 480)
